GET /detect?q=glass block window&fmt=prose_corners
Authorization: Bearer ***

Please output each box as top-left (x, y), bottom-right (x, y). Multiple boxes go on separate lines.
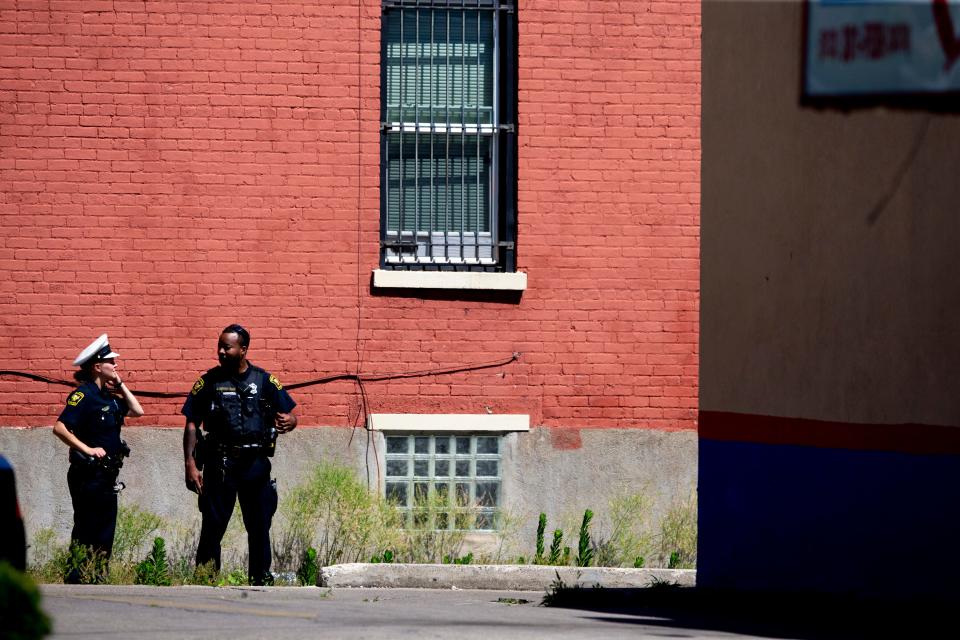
top-left (380, 0), bottom-right (517, 272)
top-left (385, 433), bottom-right (502, 531)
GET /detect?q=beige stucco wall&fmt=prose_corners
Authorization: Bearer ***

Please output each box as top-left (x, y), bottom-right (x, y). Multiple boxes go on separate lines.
top-left (702, 0), bottom-right (960, 427)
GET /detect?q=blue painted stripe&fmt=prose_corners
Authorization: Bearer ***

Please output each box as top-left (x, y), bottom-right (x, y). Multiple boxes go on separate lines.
top-left (698, 438), bottom-right (960, 598)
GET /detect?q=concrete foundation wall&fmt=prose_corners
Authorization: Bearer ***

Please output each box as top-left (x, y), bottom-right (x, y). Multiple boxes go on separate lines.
top-left (1, 425), bottom-right (696, 564)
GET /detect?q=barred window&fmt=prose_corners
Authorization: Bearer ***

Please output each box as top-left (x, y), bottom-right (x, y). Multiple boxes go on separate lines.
top-left (380, 0), bottom-right (517, 272)
top-left (385, 434), bottom-right (502, 531)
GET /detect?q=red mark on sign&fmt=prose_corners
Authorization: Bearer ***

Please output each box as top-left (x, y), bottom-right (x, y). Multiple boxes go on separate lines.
top-left (934, 0), bottom-right (960, 70)
top-left (818, 22), bottom-right (910, 62)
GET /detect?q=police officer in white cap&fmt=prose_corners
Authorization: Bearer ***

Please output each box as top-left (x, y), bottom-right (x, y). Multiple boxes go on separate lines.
top-left (53, 334), bottom-right (144, 583)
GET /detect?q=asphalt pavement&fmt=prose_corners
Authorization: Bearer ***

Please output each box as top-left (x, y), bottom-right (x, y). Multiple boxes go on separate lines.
top-left (34, 584), bottom-right (758, 640)
top-left (38, 583), bottom-right (947, 640)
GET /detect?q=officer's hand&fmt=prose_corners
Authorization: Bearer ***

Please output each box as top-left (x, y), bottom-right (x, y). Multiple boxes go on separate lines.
top-left (86, 447), bottom-right (107, 458)
top-left (275, 412), bottom-right (297, 433)
top-left (185, 462), bottom-right (203, 495)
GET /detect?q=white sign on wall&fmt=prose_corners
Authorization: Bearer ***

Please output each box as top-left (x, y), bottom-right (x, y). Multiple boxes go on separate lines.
top-left (805, 0), bottom-right (960, 96)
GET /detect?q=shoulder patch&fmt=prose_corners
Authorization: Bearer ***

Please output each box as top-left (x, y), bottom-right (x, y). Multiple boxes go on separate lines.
top-left (268, 374), bottom-right (283, 390)
top-left (67, 391), bottom-right (84, 407)
top-left (191, 377), bottom-right (205, 395)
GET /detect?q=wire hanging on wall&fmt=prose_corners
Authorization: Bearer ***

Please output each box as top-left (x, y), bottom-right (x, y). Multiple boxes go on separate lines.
top-left (0, 352), bottom-right (520, 399)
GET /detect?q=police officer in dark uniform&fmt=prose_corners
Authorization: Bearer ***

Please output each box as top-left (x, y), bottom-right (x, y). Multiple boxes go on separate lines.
top-left (53, 334), bottom-right (144, 583)
top-left (182, 324), bottom-right (297, 586)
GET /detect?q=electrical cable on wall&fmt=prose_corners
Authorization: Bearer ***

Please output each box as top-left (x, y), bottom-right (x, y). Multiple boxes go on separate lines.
top-left (354, 0), bottom-right (372, 486)
top-left (0, 353), bottom-right (521, 488)
top-left (0, 352), bottom-right (521, 399)
top-left (1, 352), bottom-right (521, 494)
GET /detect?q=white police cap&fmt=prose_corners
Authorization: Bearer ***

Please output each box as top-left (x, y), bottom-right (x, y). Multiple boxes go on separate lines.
top-left (72, 333), bottom-right (119, 367)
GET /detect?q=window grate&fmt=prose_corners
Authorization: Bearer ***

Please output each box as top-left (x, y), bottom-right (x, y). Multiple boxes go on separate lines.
top-left (383, 1), bottom-right (512, 11)
top-left (385, 434), bottom-right (502, 531)
top-left (380, 0), bottom-right (516, 272)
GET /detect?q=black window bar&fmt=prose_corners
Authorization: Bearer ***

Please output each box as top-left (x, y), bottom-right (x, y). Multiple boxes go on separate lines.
top-left (380, 0), bottom-right (517, 272)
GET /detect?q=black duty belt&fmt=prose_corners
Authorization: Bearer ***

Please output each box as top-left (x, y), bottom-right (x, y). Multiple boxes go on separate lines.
top-left (210, 441), bottom-right (269, 458)
top-left (204, 428), bottom-right (277, 460)
top-left (72, 453), bottom-right (125, 473)
top-left (71, 440), bottom-right (129, 472)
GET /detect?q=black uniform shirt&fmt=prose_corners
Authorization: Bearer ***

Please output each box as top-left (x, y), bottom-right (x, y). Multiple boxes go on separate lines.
top-left (57, 381), bottom-right (127, 456)
top-left (181, 363), bottom-right (296, 430)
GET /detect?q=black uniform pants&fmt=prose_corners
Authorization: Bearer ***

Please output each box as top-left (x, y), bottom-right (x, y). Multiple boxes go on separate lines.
top-left (67, 464), bottom-right (118, 584)
top-left (197, 454), bottom-right (278, 585)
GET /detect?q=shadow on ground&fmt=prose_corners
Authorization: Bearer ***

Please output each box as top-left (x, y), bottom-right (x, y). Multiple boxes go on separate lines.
top-left (541, 585), bottom-right (949, 639)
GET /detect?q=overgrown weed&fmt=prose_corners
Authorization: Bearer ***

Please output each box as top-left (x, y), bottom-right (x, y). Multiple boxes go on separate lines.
top-left (27, 469), bottom-right (698, 584)
top-left (0, 561), bottom-right (52, 639)
top-left (394, 488), bottom-right (465, 564)
top-left (273, 462), bottom-right (401, 571)
top-left (592, 492), bottom-right (655, 568)
top-left (536, 486), bottom-right (696, 569)
top-left (27, 507), bottom-right (247, 586)
top-left (658, 489), bottom-right (697, 569)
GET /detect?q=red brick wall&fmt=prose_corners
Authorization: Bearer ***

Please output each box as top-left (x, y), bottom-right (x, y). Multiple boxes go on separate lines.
top-left (0, 1), bottom-right (699, 430)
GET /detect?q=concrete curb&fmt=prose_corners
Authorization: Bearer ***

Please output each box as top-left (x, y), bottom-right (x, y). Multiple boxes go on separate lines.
top-left (319, 563), bottom-right (696, 591)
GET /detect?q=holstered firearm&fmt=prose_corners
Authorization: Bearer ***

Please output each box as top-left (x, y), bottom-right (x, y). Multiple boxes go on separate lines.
top-left (259, 397), bottom-right (278, 457)
top-left (193, 428), bottom-right (206, 471)
top-left (72, 440), bottom-right (130, 472)
top-left (262, 426), bottom-right (278, 457)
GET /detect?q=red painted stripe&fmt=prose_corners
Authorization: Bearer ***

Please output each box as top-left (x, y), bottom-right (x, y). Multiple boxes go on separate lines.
top-left (699, 411), bottom-right (960, 456)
